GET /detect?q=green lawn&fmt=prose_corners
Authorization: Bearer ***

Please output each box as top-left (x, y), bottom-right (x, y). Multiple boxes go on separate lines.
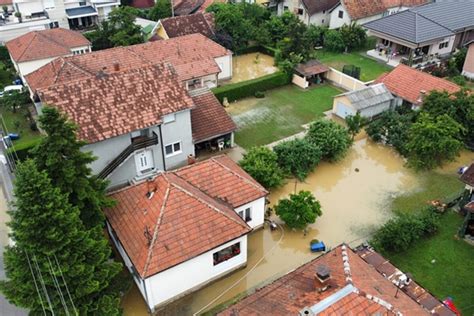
top-left (316, 50), bottom-right (392, 82)
top-left (227, 84), bottom-right (342, 148)
top-left (0, 107), bottom-right (42, 148)
top-left (383, 211), bottom-right (474, 315)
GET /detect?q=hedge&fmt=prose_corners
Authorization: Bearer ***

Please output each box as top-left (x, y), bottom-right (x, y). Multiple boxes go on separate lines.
top-left (233, 45), bottom-right (278, 57)
top-left (6, 137), bottom-right (42, 161)
top-left (212, 71), bottom-right (291, 103)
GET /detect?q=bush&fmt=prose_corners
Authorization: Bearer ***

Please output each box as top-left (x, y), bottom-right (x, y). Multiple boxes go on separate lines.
top-left (324, 29), bottom-right (345, 52)
top-left (273, 138), bottom-right (321, 181)
top-left (254, 91), bottom-right (265, 98)
top-left (275, 190), bottom-right (322, 230)
top-left (370, 209), bottom-right (440, 253)
top-left (212, 71), bottom-right (290, 103)
top-left (305, 119), bottom-right (352, 161)
top-left (239, 146), bottom-right (284, 189)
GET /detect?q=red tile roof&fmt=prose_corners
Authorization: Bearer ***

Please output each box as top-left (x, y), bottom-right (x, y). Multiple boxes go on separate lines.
top-left (461, 163), bottom-right (474, 187)
top-left (175, 155), bottom-right (268, 208)
top-left (6, 28), bottom-right (90, 63)
top-left (130, 0), bottom-right (154, 8)
top-left (105, 156), bottom-right (260, 278)
top-left (26, 33), bottom-right (230, 92)
top-left (0, 0), bottom-right (12, 5)
top-left (190, 92), bottom-right (236, 143)
top-left (37, 64), bottom-right (194, 143)
top-left (374, 64), bottom-right (461, 105)
top-left (342, 0), bottom-right (428, 19)
top-left (219, 245), bottom-right (452, 315)
top-left (173, 0), bottom-right (205, 15)
top-left (160, 12), bottom-right (215, 39)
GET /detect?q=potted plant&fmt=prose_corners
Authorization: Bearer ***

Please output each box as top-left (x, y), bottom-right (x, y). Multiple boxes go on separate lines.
top-left (14, 11), bottom-right (21, 23)
top-left (2, 6), bottom-right (8, 15)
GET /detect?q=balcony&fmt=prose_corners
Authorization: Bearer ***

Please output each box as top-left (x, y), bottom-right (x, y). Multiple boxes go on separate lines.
top-left (98, 132), bottom-right (158, 179)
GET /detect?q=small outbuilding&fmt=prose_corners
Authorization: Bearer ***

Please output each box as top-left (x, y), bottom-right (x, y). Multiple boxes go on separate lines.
top-left (332, 83), bottom-right (396, 119)
top-left (293, 60), bottom-right (329, 89)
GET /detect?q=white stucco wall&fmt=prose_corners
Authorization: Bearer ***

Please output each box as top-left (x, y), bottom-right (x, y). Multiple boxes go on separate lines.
top-left (215, 55), bottom-right (232, 81)
top-left (329, 4), bottom-right (350, 29)
top-left (308, 11), bottom-right (331, 26)
top-left (144, 235), bottom-right (248, 311)
top-left (17, 56), bottom-right (56, 77)
top-left (235, 197), bottom-right (265, 229)
top-left (428, 35), bottom-right (455, 56)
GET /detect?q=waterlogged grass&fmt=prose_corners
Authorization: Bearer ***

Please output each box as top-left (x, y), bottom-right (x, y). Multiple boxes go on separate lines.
top-left (384, 211), bottom-right (474, 315)
top-left (227, 84), bottom-right (342, 149)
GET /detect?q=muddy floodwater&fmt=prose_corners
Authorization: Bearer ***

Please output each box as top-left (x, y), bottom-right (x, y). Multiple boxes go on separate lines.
top-left (228, 53), bottom-right (278, 84)
top-left (122, 137), bottom-right (442, 315)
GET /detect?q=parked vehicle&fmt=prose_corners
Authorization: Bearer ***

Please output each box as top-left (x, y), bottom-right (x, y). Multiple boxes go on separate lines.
top-left (0, 85), bottom-right (23, 97)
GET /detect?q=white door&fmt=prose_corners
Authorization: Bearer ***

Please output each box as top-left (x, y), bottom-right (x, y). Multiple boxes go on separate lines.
top-left (336, 102), bottom-right (356, 119)
top-left (135, 150), bottom-right (154, 175)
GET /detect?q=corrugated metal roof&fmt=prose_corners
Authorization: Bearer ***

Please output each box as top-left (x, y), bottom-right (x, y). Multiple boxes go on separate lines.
top-left (338, 83), bottom-right (394, 110)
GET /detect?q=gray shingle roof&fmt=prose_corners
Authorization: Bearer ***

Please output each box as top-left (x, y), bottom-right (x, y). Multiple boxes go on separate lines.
top-left (337, 83), bottom-right (394, 111)
top-left (411, 1), bottom-right (474, 32)
top-left (364, 10), bottom-right (454, 44)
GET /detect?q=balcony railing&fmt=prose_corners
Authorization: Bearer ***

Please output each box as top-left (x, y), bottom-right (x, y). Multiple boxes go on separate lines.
top-left (98, 132), bottom-right (158, 179)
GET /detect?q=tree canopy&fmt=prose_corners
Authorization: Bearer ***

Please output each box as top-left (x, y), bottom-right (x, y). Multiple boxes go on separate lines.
top-left (305, 119), bottom-right (352, 161)
top-left (0, 160), bottom-right (122, 314)
top-left (275, 190), bottom-right (322, 230)
top-left (239, 146), bottom-right (284, 189)
top-left (147, 0), bottom-right (172, 21)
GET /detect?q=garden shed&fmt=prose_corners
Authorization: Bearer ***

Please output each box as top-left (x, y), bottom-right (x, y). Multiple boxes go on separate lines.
top-left (292, 60), bottom-right (329, 89)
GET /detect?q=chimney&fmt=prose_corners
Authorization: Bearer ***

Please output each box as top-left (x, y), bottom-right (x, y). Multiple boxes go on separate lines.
top-left (187, 154), bottom-right (196, 165)
top-left (314, 265), bottom-right (331, 292)
top-left (113, 62), bottom-right (120, 72)
top-left (146, 179), bottom-right (157, 199)
top-left (416, 89), bottom-right (426, 105)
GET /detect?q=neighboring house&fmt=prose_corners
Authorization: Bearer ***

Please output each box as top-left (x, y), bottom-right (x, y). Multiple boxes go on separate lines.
top-left (462, 41), bottom-right (474, 80)
top-left (27, 34), bottom-right (235, 189)
top-left (332, 83), bottom-right (396, 119)
top-left (156, 12), bottom-right (215, 40)
top-left (328, 0), bottom-right (428, 29)
top-left (0, 0), bottom-right (118, 42)
top-left (364, 1), bottom-right (474, 67)
top-left (105, 155), bottom-right (267, 312)
top-left (5, 28), bottom-right (90, 79)
top-left (374, 64), bottom-right (460, 108)
top-left (218, 244), bottom-right (455, 315)
top-left (276, 0), bottom-right (339, 27)
top-left (0, 0), bottom-right (13, 13)
top-left (134, 17), bottom-right (158, 41)
top-left (461, 163), bottom-right (474, 194)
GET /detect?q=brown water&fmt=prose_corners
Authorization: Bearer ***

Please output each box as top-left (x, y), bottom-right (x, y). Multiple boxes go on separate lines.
top-left (121, 137), bottom-right (426, 315)
top-left (228, 53), bottom-right (278, 84)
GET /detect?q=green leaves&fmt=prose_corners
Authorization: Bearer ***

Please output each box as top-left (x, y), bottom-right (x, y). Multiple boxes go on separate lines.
top-left (240, 146), bottom-right (285, 189)
top-left (147, 0), bottom-right (172, 21)
top-left (305, 119), bottom-right (352, 162)
top-left (275, 190), bottom-right (322, 230)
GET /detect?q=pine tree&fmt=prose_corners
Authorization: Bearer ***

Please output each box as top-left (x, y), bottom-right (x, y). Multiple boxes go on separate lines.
top-left (31, 106), bottom-right (111, 229)
top-left (0, 160), bottom-right (122, 314)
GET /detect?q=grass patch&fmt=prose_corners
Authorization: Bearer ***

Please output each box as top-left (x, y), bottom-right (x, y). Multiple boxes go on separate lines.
top-left (390, 172), bottom-right (465, 214)
top-left (0, 107), bottom-right (42, 148)
top-left (383, 211), bottom-right (474, 315)
top-left (316, 50), bottom-right (391, 82)
top-left (227, 84), bottom-right (342, 148)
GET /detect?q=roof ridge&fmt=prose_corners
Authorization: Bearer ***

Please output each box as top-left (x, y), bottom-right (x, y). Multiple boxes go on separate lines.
top-left (17, 32), bottom-right (39, 62)
top-left (201, 12), bottom-right (215, 36)
top-left (39, 30), bottom-right (69, 50)
top-left (413, 8), bottom-right (454, 34)
top-left (143, 183), bottom-right (170, 276)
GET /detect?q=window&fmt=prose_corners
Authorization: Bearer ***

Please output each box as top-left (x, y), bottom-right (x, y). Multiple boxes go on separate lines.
top-left (438, 41), bottom-right (449, 49)
top-left (135, 150), bottom-right (154, 175)
top-left (322, 19), bottom-right (325, 23)
top-left (338, 10), bottom-right (343, 18)
top-left (297, 8), bottom-right (303, 15)
top-left (213, 242), bottom-right (241, 265)
top-left (238, 207), bottom-right (252, 222)
top-left (322, 10), bottom-right (325, 13)
top-left (283, 5), bottom-right (288, 11)
top-left (163, 113), bottom-right (175, 124)
top-left (165, 141), bottom-right (181, 157)
top-left (187, 78), bottom-right (202, 90)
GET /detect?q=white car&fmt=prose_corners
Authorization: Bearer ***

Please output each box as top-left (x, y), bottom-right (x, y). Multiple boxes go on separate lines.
top-left (0, 85), bottom-right (23, 97)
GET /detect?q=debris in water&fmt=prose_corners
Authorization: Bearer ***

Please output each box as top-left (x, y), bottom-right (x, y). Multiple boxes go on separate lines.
top-left (355, 168), bottom-right (360, 172)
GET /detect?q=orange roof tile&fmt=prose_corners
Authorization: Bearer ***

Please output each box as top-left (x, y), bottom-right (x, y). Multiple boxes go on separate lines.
top-left (37, 64), bottom-right (194, 143)
top-left (160, 12), bottom-right (215, 39)
top-left (105, 158), bottom-right (256, 278)
top-left (342, 0), bottom-right (428, 19)
top-left (26, 33), bottom-right (230, 92)
top-left (219, 245), bottom-right (451, 315)
top-left (6, 28), bottom-right (90, 63)
top-left (174, 155), bottom-right (268, 208)
top-left (375, 64), bottom-right (461, 105)
top-left (191, 92), bottom-right (236, 143)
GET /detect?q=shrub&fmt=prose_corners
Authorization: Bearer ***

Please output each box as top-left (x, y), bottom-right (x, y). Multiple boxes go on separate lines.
top-left (6, 137), bottom-right (42, 161)
top-left (212, 71), bottom-right (290, 103)
top-left (324, 29), bottom-right (345, 52)
top-left (239, 146), bottom-right (284, 189)
top-left (370, 209), bottom-right (440, 253)
top-left (273, 138), bottom-right (321, 181)
top-left (275, 190), bottom-right (322, 230)
top-left (254, 91), bottom-right (265, 98)
top-left (305, 119), bottom-right (352, 161)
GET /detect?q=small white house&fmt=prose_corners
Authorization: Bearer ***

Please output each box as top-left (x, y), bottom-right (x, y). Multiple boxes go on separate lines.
top-left (276, 0), bottom-right (339, 26)
top-left (332, 83), bottom-right (396, 119)
top-left (105, 155), bottom-right (268, 312)
top-left (5, 28), bottom-right (90, 79)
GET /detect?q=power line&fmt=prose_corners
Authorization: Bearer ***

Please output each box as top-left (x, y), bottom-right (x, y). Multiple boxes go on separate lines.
top-left (25, 250), bottom-right (47, 316)
top-left (33, 254), bottom-right (55, 316)
top-left (47, 256), bottom-right (69, 316)
top-left (54, 254), bottom-right (77, 316)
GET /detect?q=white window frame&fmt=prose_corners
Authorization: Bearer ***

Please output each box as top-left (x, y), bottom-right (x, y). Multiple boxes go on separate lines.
top-left (164, 141), bottom-right (182, 157)
top-left (163, 113), bottom-right (176, 124)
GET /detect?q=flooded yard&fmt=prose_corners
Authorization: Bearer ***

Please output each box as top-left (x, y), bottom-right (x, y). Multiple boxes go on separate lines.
top-left (121, 137), bottom-right (433, 315)
top-left (228, 53), bottom-right (278, 84)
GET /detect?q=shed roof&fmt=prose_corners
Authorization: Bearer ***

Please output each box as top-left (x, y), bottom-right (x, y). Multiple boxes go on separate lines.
top-left (461, 163), bottom-right (474, 187)
top-left (295, 60), bottom-right (329, 77)
top-left (337, 83), bottom-right (394, 110)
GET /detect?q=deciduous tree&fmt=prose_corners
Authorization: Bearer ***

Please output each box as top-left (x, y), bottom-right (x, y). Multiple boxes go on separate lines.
top-left (275, 190), bottom-right (322, 230)
top-left (239, 146), bottom-right (284, 189)
top-left (273, 138), bottom-right (321, 181)
top-left (147, 0), bottom-right (171, 21)
top-left (345, 112), bottom-right (366, 139)
top-left (305, 119), bottom-right (352, 161)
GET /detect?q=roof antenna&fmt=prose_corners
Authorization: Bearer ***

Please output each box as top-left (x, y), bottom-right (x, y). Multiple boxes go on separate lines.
top-left (144, 226), bottom-right (152, 246)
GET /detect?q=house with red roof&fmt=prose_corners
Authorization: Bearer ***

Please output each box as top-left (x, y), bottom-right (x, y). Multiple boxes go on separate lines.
top-left (105, 155), bottom-right (268, 312)
top-left (218, 244), bottom-right (455, 315)
top-left (5, 28), bottom-right (90, 78)
top-left (374, 64), bottom-right (461, 108)
top-left (276, 0), bottom-right (339, 27)
top-left (31, 34), bottom-right (236, 189)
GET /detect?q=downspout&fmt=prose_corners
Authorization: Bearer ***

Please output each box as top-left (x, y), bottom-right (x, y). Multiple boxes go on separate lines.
top-left (158, 125), bottom-right (167, 171)
top-left (142, 278), bottom-right (152, 314)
